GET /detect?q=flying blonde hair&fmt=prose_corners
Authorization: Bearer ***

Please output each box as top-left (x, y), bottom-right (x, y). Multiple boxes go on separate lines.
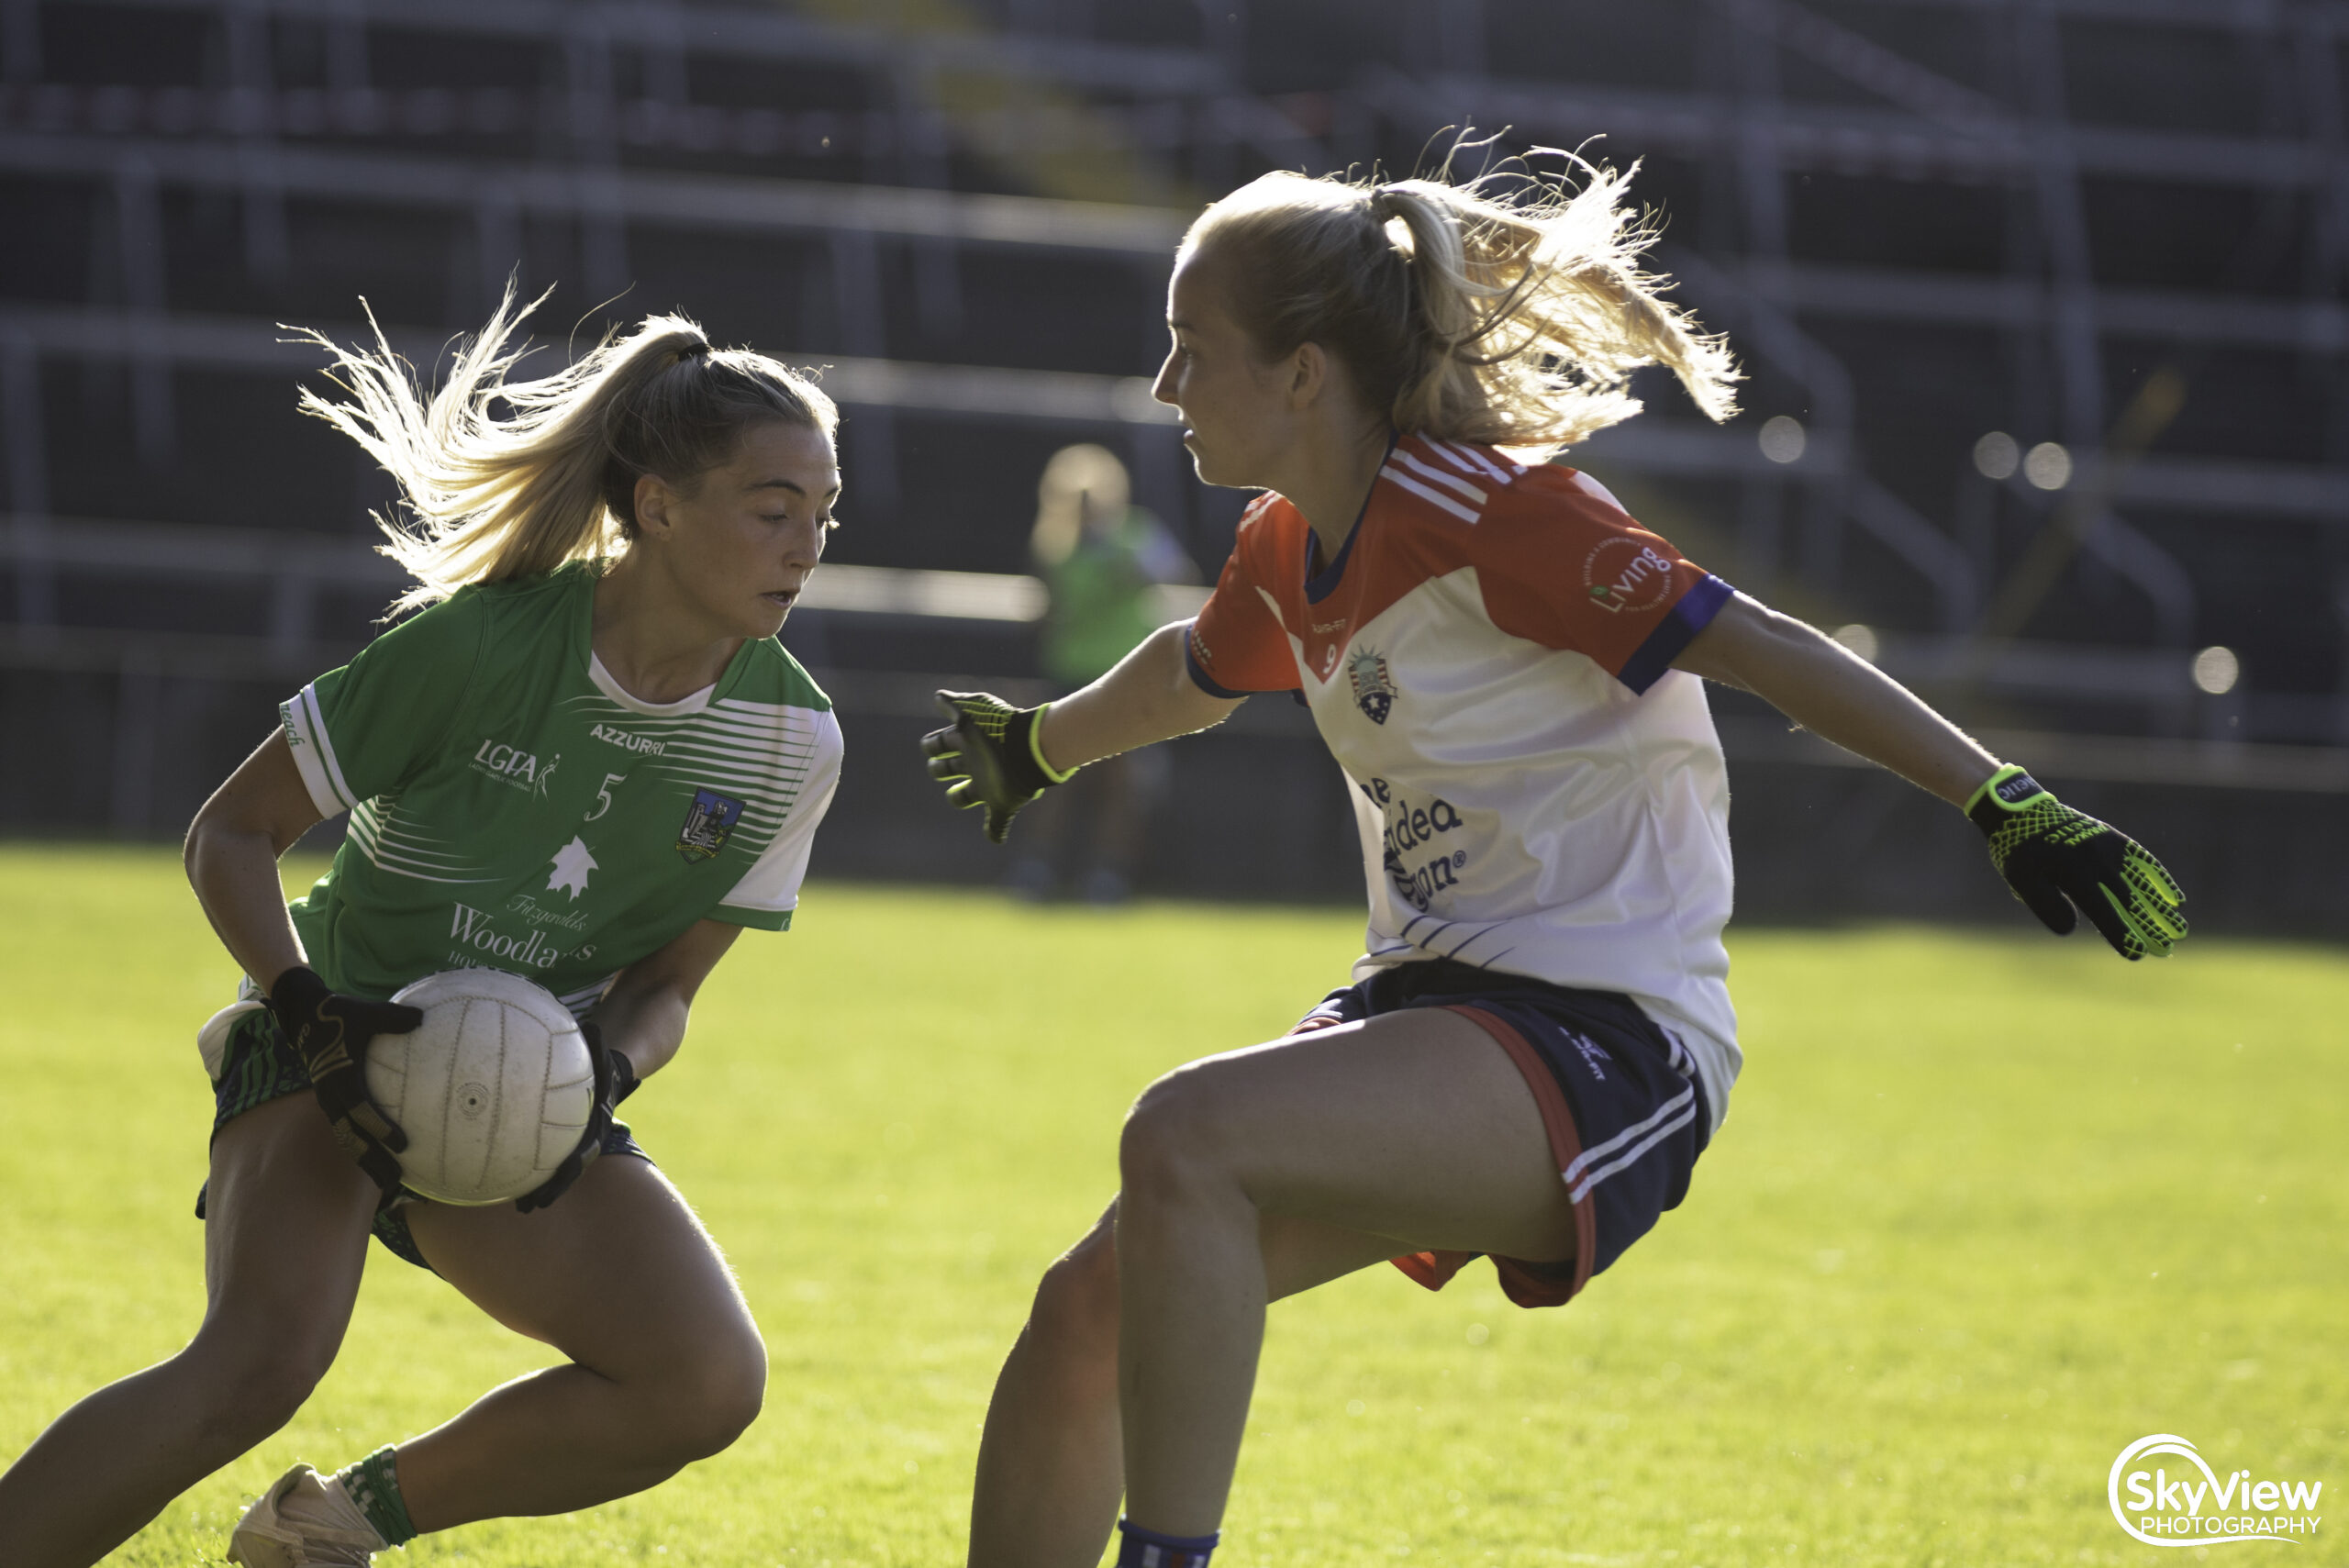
top-left (1186, 150), bottom-right (1738, 456)
top-left (291, 288), bottom-right (838, 615)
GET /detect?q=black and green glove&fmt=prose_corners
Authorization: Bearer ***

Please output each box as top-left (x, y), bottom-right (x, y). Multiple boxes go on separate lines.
top-left (1966, 764), bottom-right (2188, 961)
top-left (920, 691), bottom-right (1078, 844)
top-left (267, 965), bottom-right (423, 1197)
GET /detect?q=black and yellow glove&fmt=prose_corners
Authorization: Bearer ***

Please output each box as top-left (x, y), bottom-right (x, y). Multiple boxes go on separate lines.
top-left (1966, 765), bottom-right (2188, 961)
top-left (267, 965), bottom-right (423, 1197)
top-left (920, 691), bottom-right (1077, 844)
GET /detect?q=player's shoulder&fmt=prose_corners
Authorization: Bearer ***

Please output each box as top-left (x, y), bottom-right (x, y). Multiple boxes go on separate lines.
top-left (1464, 452), bottom-right (1677, 559)
top-left (722, 639), bottom-right (841, 741)
top-left (461, 561), bottom-right (597, 629)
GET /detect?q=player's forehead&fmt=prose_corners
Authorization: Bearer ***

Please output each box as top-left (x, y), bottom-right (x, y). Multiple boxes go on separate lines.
top-left (729, 418), bottom-right (841, 497)
top-left (1166, 242), bottom-right (1245, 337)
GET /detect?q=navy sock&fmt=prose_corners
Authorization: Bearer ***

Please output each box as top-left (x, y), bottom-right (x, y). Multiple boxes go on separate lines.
top-left (1116, 1518), bottom-right (1219, 1568)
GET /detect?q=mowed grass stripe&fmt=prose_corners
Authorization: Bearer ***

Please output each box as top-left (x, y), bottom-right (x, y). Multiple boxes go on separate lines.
top-left (0, 846), bottom-right (2340, 1566)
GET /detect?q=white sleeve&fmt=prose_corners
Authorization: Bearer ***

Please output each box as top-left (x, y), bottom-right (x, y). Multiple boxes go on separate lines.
top-left (280, 683), bottom-right (358, 817)
top-left (712, 708), bottom-right (842, 930)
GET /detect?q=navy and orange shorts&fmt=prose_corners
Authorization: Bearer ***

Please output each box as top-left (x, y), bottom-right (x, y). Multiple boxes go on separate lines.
top-left (1294, 960), bottom-right (1711, 1309)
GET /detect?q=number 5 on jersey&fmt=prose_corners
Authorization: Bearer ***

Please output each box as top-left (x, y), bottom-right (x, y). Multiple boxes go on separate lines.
top-left (584, 772), bottom-right (628, 822)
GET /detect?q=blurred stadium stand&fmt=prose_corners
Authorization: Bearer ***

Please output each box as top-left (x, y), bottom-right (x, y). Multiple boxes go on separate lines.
top-left (0, 0), bottom-right (2343, 929)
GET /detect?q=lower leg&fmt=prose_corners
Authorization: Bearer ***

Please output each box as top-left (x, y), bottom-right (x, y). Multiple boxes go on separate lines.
top-left (1113, 1165), bottom-right (1266, 1539)
top-left (968, 1220), bottom-right (1125, 1568)
top-left (0, 1346), bottom-right (298, 1568)
top-left (0, 1097), bottom-right (373, 1568)
top-left (391, 1360), bottom-right (728, 1529)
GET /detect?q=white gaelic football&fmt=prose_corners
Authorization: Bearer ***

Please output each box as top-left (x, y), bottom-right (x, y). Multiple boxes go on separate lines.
top-left (369, 969), bottom-right (596, 1207)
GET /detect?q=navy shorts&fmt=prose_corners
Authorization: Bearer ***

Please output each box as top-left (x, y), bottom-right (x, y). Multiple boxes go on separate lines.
top-left (203, 1006), bottom-right (644, 1271)
top-left (1295, 960), bottom-right (1710, 1309)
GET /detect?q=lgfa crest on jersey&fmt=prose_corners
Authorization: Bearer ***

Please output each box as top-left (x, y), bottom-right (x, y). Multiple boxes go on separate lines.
top-left (1348, 646), bottom-right (1397, 725)
top-left (676, 788), bottom-right (744, 863)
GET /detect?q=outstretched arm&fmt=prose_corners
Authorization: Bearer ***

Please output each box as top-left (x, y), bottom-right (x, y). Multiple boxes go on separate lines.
top-left (1038, 621), bottom-right (1245, 772)
top-left (1671, 594), bottom-right (1997, 804)
top-left (1674, 593), bottom-right (2187, 959)
top-left (924, 622), bottom-right (1243, 843)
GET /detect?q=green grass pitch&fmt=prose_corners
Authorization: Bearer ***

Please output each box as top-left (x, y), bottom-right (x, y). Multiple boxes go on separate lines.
top-left (0, 844), bottom-right (2342, 1566)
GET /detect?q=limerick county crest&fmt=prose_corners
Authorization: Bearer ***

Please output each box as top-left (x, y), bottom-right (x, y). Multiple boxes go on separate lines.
top-left (676, 788), bottom-right (744, 863)
top-left (1347, 646), bottom-right (1397, 725)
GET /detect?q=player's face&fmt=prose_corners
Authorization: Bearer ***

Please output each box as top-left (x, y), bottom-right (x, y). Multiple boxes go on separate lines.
top-left (659, 418), bottom-right (840, 641)
top-left (1152, 243), bottom-right (1298, 488)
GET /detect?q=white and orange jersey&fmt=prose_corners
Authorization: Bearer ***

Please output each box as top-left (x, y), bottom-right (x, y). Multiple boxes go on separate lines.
top-left (1186, 434), bottom-right (1742, 1127)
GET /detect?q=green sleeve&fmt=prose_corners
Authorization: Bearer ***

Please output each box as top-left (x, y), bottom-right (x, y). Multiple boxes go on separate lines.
top-left (281, 590), bottom-right (489, 815)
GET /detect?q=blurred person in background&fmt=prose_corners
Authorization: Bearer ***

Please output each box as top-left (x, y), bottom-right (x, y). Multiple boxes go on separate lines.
top-left (1011, 443), bottom-right (1197, 904)
top-left (923, 152), bottom-right (2187, 1568)
top-left (0, 296), bottom-right (843, 1567)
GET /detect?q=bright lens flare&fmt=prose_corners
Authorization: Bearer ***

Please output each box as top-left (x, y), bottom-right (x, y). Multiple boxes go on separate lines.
top-left (2024, 441), bottom-right (2073, 490)
top-left (1758, 416), bottom-right (1807, 464)
top-left (1973, 430), bottom-right (2020, 480)
top-left (2191, 645), bottom-right (2240, 695)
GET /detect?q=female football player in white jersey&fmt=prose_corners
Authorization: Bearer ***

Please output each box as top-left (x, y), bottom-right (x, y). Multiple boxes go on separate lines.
top-left (923, 158), bottom-right (2187, 1568)
top-left (0, 295), bottom-right (845, 1567)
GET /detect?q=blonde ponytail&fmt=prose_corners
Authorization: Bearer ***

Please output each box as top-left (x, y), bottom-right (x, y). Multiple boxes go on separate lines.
top-left (292, 289), bottom-right (839, 615)
top-left (1187, 152), bottom-right (1738, 456)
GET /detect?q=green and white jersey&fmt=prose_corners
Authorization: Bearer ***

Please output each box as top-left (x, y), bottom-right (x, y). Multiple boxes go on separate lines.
top-left (279, 563), bottom-right (841, 1014)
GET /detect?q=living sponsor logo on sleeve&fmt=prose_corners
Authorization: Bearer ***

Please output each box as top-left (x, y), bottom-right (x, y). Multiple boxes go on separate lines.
top-left (1582, 536), bottom-right (1679, 617)
top-left (1360, 775), bottom-right (1469, 911)
top-left (2110, 1434), bottom-right (2324, 1547)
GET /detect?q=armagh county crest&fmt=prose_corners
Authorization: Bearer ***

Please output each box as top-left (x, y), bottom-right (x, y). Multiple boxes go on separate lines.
top-left (1347, 647), bottom-right (1397, 725)
top-left (676, 788), bottom-right (744, 863)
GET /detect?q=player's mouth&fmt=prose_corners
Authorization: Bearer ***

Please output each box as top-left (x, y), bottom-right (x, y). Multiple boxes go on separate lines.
top-left (763, 588), bottom-right (799, 610)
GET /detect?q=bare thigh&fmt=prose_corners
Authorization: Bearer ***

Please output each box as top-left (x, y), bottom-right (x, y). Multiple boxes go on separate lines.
top-left (1125, 1006), bottom-right (1577, 1264)
top-left (401, 1155), bottom-right (758, 1372)
top-left (200, 1092), bottom-right (379, 1360)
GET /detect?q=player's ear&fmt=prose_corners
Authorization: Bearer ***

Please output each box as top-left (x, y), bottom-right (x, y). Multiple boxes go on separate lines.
top-left (633, 472), bottom-right (675, 539)
top-left (1286, 341), bottom-right (1328, 410)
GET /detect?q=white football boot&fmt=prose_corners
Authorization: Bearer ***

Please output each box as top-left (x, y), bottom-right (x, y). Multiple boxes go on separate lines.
top-left (227, 1463), bottom-right (383, 1568)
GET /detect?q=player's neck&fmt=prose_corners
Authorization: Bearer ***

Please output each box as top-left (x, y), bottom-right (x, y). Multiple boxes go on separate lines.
top-left (1279, 420), bottom-right (1391, 571)
top-left (589, 557), bottom-right (743, 706)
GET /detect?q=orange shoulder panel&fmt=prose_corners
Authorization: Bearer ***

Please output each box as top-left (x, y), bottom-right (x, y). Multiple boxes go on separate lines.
top-left (1472, 467), bottom-right (1713, 676)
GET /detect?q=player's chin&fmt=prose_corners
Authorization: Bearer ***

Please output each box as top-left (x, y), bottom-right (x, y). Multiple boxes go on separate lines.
top-left (751, 591), bottom-right (796, 636)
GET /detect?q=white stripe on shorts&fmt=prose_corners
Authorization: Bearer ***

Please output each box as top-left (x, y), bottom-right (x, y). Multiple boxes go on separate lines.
top-left (1563, 1084), bottom-right (1698, 1202)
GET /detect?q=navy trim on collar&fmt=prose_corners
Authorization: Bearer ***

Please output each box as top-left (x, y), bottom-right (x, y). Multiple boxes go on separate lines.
top-left (1303, 433), bottom-right (1399, 606)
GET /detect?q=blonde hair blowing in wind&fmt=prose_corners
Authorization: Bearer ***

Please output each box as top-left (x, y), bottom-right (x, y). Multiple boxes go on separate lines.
top-left (292, 288), bottom-right (839, 616)
top-left (1187, 151), bottom-right (1738, 456)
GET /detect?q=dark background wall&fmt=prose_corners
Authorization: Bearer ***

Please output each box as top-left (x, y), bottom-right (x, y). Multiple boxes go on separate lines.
top-left (0, 0), bottom-right (2343, 933)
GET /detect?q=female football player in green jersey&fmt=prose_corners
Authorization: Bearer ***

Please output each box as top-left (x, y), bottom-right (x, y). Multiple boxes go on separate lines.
top-left (922, 156), bottom-right (2189, 1568)
top-left (0, 295), bottom-right (846, 1568)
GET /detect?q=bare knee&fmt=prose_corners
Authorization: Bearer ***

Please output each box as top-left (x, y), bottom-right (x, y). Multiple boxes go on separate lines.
top-left (1021, 1229), bottom-right (1120, 1375)
top-left (177, 1320), bottom-right (340, 1454)
top-left (1119, 1066), bottom-right (1240, 1201)
top-left (629, 1318), bottom-right (766, 1464)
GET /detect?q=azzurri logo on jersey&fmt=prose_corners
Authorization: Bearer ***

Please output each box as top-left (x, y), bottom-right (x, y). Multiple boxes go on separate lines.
top-left (1347, 646), bottom-right (1397, 725)
top-left (676, 788), bottom-right (744, 862)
